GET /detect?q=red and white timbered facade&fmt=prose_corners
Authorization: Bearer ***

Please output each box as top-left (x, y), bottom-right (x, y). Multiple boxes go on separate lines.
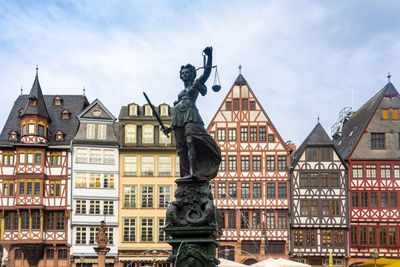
top-left (207, 74), bottom-right (292, 265)
top-left (335, 81), bottom-right (400, 265)
top-left (0, 72), bottom-right (88, 267)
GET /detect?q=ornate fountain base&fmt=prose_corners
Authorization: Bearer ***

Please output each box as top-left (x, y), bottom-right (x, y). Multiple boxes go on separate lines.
top-left (164, 176), bottom-right (220, 267)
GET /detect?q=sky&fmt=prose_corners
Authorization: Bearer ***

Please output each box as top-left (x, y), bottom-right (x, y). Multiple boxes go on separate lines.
top-left (1, 0), bottom-right (400, 146)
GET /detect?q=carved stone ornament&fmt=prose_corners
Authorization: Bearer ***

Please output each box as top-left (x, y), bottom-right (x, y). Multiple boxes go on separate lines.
top-left (96, 220), bottom-right (109, 249)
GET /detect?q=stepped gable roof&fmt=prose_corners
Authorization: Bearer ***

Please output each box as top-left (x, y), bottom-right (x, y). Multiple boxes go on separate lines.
top-left (335, 82), bottom-right (399, 159)
top-left (234, 74), bottom-right (248, 85)
top-left (20, 72), bottom-right (51, 120)
top-left (0, 94), bottom-right (89, 146)
top-left (292, 123), bottom-right (333, 165)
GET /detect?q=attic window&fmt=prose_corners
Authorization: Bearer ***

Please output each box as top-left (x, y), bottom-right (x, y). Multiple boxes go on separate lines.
top-left (92, 110), bottom-right (101, 117)
top-left (29, 99), bottom-right (37, 106)
top-left (61, 109), bottom-right (70, 119)
top-left (8, 130), bottom-right (17, 141)
top-left (129, 104), bottom-right (138, 116)
top-left (160, 105), bottom-right (169, 116)
top-left (144, 105), bottom-right (153, 116)
top-left (55, 130), bottom-right (64, 141)
top-left (53, 96), bottom-right (62, 105)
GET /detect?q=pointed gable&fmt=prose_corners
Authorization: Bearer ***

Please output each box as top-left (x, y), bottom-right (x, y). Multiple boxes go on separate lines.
top-left (20, 72), bottom-right (51, 121)
top-left (335, 82), bottom-right (400, 159)
top-left (77, 99), bottom-right (116, 121)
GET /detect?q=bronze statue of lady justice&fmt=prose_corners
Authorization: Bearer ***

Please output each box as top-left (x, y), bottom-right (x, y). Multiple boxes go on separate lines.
top-left (161, 46), bottom-right (221, 180)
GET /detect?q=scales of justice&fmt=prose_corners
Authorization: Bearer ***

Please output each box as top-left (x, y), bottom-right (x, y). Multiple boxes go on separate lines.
top-left (143, 47), bottom-right (222, 267)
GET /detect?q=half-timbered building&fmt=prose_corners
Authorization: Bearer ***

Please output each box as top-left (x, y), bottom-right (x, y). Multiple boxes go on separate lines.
top-left (207, 73), bottom-right (292, 265)
top-left (0, 70), bottom-right (89, 266)
top-left (335, 80), bottom-right (400, 266)
top-left (291, 123), bottom-right (348, 267)
top-left (70, 99), bottom-right (119, 266)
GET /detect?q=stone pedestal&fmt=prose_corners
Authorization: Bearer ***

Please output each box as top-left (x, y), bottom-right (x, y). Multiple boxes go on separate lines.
top-left (94, 248), bottom-right (110, 267)
top-left (164, 176), bottom-right (220, 267)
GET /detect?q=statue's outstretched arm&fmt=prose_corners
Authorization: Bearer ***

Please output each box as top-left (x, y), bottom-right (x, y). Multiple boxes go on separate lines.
top-left (197, 47), bottom-right (213, 85)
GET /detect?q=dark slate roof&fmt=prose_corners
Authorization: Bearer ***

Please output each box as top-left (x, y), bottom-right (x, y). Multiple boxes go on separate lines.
top-left (20, 74), bottom-right (51, 120)
top-left (234, 74), bottom-right (248, 85)
top-left (334, 82), bottom-right (399, 159)
top-left (0, 95), bottom-right (89, 146)
top-left (292, 123), bottom-right (333, 165)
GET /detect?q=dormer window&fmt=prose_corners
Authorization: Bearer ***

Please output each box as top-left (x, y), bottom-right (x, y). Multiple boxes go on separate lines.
top-left (129, 104), bottom-right (138, 116)
top-left (160, 105), bottom-right (169, 116)
top-left (18, 108), bottom-right (24, 117)
top-left (61, 109), bottom-right (70, 119)
top-left (29, 99), bottom-right (37, 106)
top-left (8, 130), bottom-right (17, 141)
top-left (144, 105), bottom-right (153, 116)
top-left (55, 130), bottom-right (64, 141)
top-left (53, 96), bottom-right (62, 105)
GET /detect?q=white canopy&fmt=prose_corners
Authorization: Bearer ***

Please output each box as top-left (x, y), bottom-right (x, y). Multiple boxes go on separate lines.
top-left (218, 258), bottom-right (247, 267)
top-left (250, 258), bottom-right (311, 267)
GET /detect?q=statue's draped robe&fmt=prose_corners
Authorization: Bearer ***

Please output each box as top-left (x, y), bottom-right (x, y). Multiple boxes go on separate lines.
top-left (172, 80), bottom-right (221, 179)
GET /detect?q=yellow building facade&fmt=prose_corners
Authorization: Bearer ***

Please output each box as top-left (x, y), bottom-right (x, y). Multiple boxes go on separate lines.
top-left (117, 103), bottom-right (176, 267)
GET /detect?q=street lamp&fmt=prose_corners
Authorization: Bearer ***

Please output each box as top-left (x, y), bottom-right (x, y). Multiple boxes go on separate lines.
top-left (373, 249), bottom-right (378, 267)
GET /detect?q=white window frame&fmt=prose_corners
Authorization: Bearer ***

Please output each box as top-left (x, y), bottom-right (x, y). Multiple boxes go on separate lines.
top-left (86, 124), bottom-right (95, 139)
top-left (98, 124), bottom-right (106, 140)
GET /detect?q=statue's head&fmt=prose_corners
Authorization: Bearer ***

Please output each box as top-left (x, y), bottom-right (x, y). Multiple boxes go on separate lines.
top-left (180, 64), bottom-right (196, 83)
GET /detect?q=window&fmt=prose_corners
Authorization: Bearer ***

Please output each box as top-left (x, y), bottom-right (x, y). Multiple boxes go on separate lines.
top-left (141, 156), bottom-right (154, 176)
top-left (242, 98), bottom-right (248, 110)
top-left (321, 173), bottom-right (329, 188)
top-left (19, 153), bottom-right (25, 164)
top-left (28, 124), bottom-right (35, 134)
top-left (300, 200), bottom-right (309, 216)
top-left (27, 153), bottom-right (34, 164)
top-left (228, 183), bottom-right (237, 198)
top-left (253, 183), bottom-right (261, 198)
top-left (228, 211), bottom-right (236, 229)
top-left (89, 200), bottom-right (101, 215)
top-left (322, 200), bottom-right (330, 216)
top-left (268, 134), bottom-right (275, 142)
top-left (381, 164), bottom-right (391, 179)
top-left (360, 226), bottom-right (367, 245)
top-left (158, 157), bottom-right (171, 176)
top-left (371, 133), bottom-right (385, 149)
top-left (104, 150), bottom-right (115, 165)
top-left (294, 230), bottom-right (303, 247)
top-left (129, 104), bottom-right (138, 116)
top-left (160, 105), bottom-right (169, 116)
top-left (369, 226), bottom-right (377, 245)
top-left (380, 226), bottom-right (387, 245)
top-left (219, 156), bottom-right (226, 171)
top-left (390, 192), bottom-right (398, 209)
top-left (158, 218), bottom-right (167, 242)
top-left (46, 249), bottom-right (54, 259)
top-left (98, 124), bottom-right (106, 140)
top-left (383, 109), bottom-right (390, 120)
top-left (267, 183), bottom-right (275, 198)
top-left (307, 147), bottom-right (317, 161)
top-left (353, 164), bottom-right (363, 178)
top-left (86, 124), bottom-right (95, 139)
top-left (125, 124), bottom-right (137, 143)
top-left (361, 192), bottom-right (368, 208)
top-left (310, 173), bottom-right (318, 188)
top-left (141, 218), bottom-right (153, 241)
top-left (141, 186), bottom-right (154, 208)
top-left (19, 181), bottom-right (25, 195)
top-left (252, 156), bottom-right (261, 171)
top-left (266, 156), bottom-right (275, 171)
top-left (76, 200), bottom-right (87, 214)
top-left (332, 200), bottom-right (340, 216)
top-left (123, 186), bottom-right (136, 208)
top-left (58, 249), bottom-right (68, 259)
top-left (218, 183), bottom-right (226, 198)
top-left (250, 101), bottom-right (256, 110)
top-left (89, 227), bottom-right (100, 244)
top-left (277, 156), bottom-right (286, 171)
top-left (226, 101), bottom-right (232, 110)
top-left (217, 129), bottom-right (226, 141)
top-left (351, 226), bottom-right (358, 245)
top-left (330, 173), bottom-right (339, 187)
top-left (175, 157), bottom-right (180, 177)
top-left (371, 192), bottom-right (378, 208)
top-left (90, 149), bottom-right (101, 164)
top-left (123, 218), bottom-right (136, 242)
top-left (21, 210), bottom-right (29, 230)
top-left (278, 183), bottom-right (287, 198)
top-left (2, 153), bottom-right (14, 166)
top-left (45, 212), bottom-right (55, 230)
top-left (228, 156), bottom-right (236, 171)
top-left (241, 156), bottom-right (249, 171)
top-left (75, 148), bottom-right (88, 163)
top-left (320, 147), bottom-right (332, 161)
top-left (26, 182), bottom-right (32, 195)
top-left (159, 128), bottom-right (170, 144)
top-left (366, 164), bottom-right (377, 178)
top-left (50, 153), bottom-right (61, 166)
top-left (266, 212), bottom-right (275, 229)
top-left (90, 174), bottom-right (101, 188)
top-left (144, 105), bottom-right (152, 116)
top-left (124, 156), bottom-right (137, 176)
top-left (75, 173), bottom-right (87, 188)
top-left (250, 127), bottom-right (257, 142)
top-left (76, 227), bottom-right (86, 244)
top-left (240, 211), bottom-right (249, 229)
top-left (252, 212), bottom-right (261, 229)
top-left (103, 175), bottom-right (114, 188)
top-left (104, 201), bottom-right (114, 215)
top-left (241, 183), bottom-right (250, 198)
top-left (233, 99), bottom-right (239, 111)
top-left (259, 127), bottom-right (266, 142)
top-left (240, 127), bottom-right (248, 142)
top-left (228, 128), bottom-right (236, 141)
top-left (381, 192), bottom-right (389, 208)
top-left (159, 186), bottom-right (171, 208)
top-left (277, 212), bottom-right (287, 229)
top-left (393, 109), bottom-right (399, 120)
top-left (310, 200), bottom-right (318, 216)
top-left (305, 230), bottom-right (316, 247)
top-left (389, 227), bottom-right (397, 246)
top-left (142, 125), bottom-right (154, 144)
